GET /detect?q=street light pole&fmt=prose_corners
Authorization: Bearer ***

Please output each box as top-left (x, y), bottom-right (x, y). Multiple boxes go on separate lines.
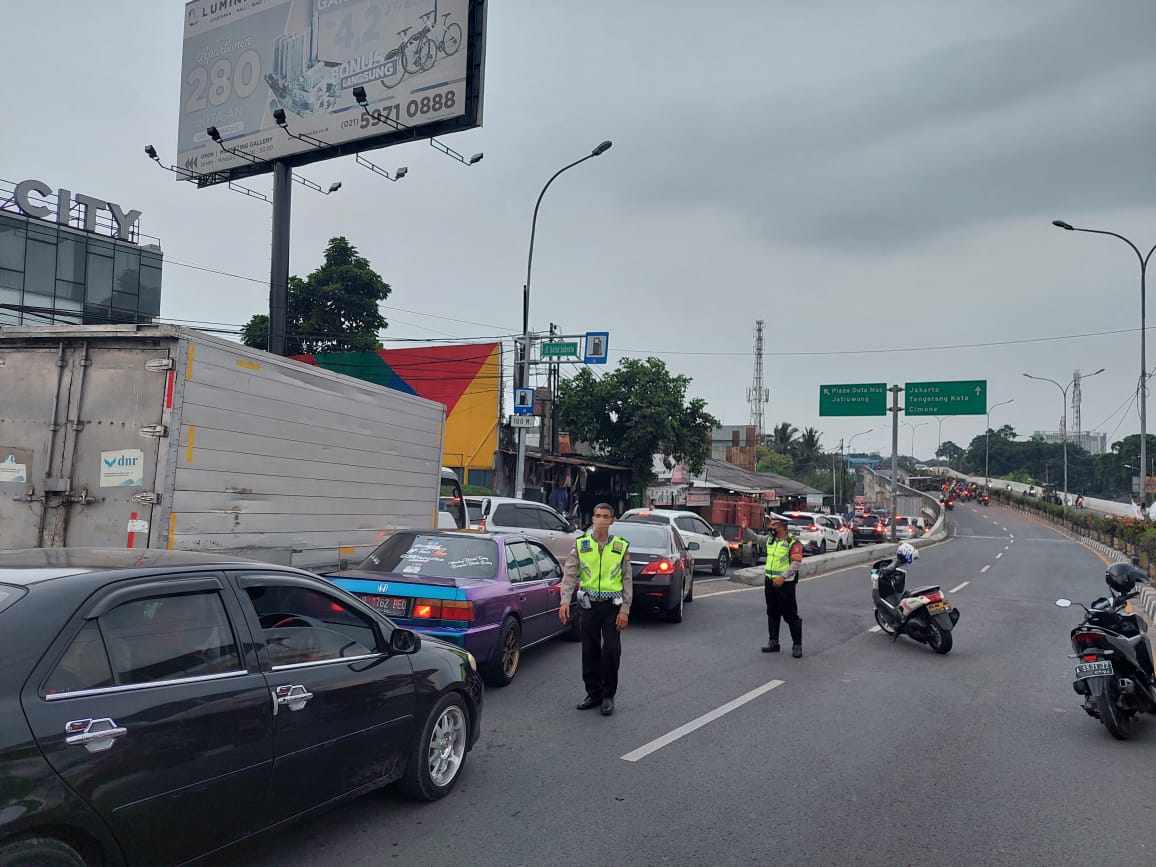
top-left (901, 420), bottom-right (927, 462)
top-left (843, 428), bottom-right (872, 513)
top-left (1024, 368), bottom-right (1104, 503)
top-left (1053, 221), bottom-right (1155, 503)
top-left (514, 141), bottom-right (613, 500)
top-left (985, 398), bottom-right (1014, 490)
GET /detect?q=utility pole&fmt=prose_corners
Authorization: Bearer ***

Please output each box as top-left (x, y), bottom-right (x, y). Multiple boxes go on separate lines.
top-left (548, 322), bottom-right (559, 455)
top-left (889, 384), bottom-right (903, 541)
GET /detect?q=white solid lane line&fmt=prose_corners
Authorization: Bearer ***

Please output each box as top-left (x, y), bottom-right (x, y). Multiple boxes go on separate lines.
top-left (950, 580), bottom-right (970, 593)
top-left (621, 679), bottom-right (786, 762)
top-left (697, 586), bottom-right (760, 598)
top-left (996, 552), bottom-right (1003, 559)
top-left (980, 565), bottom-right (991, 573)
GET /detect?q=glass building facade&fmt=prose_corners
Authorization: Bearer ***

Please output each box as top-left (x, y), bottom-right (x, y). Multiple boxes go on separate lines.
top-left (0, 211), bottom-right (162, 326)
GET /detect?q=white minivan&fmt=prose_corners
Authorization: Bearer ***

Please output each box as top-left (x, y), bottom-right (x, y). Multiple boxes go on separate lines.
top-left (619, 508), bottom-right (731, 575)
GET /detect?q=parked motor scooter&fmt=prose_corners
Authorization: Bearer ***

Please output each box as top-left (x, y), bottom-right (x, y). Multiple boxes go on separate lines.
top-left (871, 543), bottom-right (959, 654)
top-left (1056, 562), bottom-right (1155, 740)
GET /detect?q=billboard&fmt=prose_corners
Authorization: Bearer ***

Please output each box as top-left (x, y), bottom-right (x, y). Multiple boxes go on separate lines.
top-left (178, 0), bottom-right (485, 184)
top-left (295, 342), bottom-right (500, 478)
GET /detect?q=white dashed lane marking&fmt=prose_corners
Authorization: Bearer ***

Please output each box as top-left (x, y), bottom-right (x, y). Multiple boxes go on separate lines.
top-left (980, 565), bottom-right (991, 573)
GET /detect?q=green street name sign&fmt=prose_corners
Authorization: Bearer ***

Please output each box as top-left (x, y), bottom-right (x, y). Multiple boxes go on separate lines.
top-left (819, 383), bottom-right (887, 416)
top-left (905, 380), bottom-right (987, 416)
top-left (541, 341), bottom-right (579, 358)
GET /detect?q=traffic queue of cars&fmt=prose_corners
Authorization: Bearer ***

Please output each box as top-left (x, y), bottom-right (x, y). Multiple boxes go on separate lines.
top-left (0, 497), bottom-right (931, 865)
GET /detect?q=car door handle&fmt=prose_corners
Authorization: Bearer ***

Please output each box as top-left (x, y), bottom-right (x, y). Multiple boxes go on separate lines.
top-left (65, 718), bottom-right (127, 753)
top-left (273, 684), bottom-right (314, 714)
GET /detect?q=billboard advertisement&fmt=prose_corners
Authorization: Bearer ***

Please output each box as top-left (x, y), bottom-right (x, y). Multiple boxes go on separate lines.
top-left (177, 0), bottom-right (485, 183)
top-left (295, 342), bottom-right (501, 480)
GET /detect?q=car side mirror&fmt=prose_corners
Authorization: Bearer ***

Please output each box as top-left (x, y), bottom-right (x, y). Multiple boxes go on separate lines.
top-left (1055, 598), bottom-right (1072, 608)
top-left (389, 629), bottom-right (421, 654)
top-left (687, 542), bottom-right (700, 550)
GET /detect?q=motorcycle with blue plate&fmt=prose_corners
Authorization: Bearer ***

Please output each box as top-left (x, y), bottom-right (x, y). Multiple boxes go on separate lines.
top-left (1056, 562), bottom-right (1154, 740)
top-left (871, 542), bottom-right (959, 654)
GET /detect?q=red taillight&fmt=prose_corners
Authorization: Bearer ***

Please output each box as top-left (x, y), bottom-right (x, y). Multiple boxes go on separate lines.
top-left (640, 559), bottom-right (674, 575)
top-left (477, 518), bottom-right (487, 531)
top-left (1074, 632), bottom-right (1100, 648)
top-left (876, 523), bottom-right (885, 531)
top-left (807, 524), bottom-right (819, 531)
top-left (411, 599), bottom-right (474, 622)
top-left (923, 591), bottom-right (943, 604)
top-left (1082, 654), bottom-right (1099, 662)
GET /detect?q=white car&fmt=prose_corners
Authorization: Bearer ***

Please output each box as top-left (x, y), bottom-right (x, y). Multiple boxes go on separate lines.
top-left (467, 496), bottom-right (580, 560)
top-left (782, 511), bottom-right (845, 555)
top-left (619, 509), bottom-right (731, 574)
top-left (828, 515), bottom-right (855, 549)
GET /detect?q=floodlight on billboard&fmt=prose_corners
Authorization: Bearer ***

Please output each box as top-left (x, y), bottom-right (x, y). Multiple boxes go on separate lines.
top-left (177, 0), bottom-right (485, 186)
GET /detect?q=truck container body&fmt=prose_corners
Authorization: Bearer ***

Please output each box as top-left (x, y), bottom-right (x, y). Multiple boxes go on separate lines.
top-left (0, 324), bottom-right (457, 570)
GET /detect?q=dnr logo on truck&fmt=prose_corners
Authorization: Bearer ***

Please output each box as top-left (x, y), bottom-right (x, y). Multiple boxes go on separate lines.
top-left (100, 449), bottom-right (145, 488)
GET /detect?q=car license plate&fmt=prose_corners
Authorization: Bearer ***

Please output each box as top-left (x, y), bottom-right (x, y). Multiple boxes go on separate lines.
top-left (360, 594), bottom-right (410, 617)
top-left (927, 601), bottom-right (950, 614)
top-left (1074, 661), bottom-right (1113, 679)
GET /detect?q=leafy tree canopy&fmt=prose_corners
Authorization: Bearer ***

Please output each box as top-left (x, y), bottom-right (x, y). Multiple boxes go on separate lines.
top-left (558, 358), bottom-right (719, 488)
top-left (241, 236), bottom-right (390, 355)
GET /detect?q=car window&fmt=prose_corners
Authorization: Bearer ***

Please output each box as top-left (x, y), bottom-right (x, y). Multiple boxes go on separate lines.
top-left (64, 590), bottom-right (244, 689)
top-left (692, 518), bottom-right (714, 536)
top-left (358, 533), bottom-right (499, 579)
top-left (525, 540), bottom-right (562, 580)
top-left (536, 507), bottom-right (569, 531)
top-left (466, 501), bottom-right (484, 523)
top-left (244, 582), bottom-right (379, 667)
top-left (674, 516), bottom-right (697, 533)
top-left (505, 540), bottom-right (539, 582)
top-left (610, 522), bottom-right (670, 550)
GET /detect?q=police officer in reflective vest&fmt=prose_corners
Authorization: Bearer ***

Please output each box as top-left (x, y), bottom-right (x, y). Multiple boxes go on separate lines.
top-left (762, 512), bottom-right (804, 657)
top-left (559, 502), bottom-right (632, 716)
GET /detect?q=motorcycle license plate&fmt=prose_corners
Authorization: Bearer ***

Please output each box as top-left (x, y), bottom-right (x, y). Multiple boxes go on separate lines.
top-left (1074, 661), bottom-right (1112, 679)
top-left (927, 601), bottom-right (950, 614)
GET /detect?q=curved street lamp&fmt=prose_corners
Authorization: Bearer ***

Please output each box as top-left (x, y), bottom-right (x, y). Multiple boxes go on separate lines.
top-left (1023, 368), bottom-right (1105, 503)
top-left (901, 420), bottom-right (928, 463)
top-left (985, 398), bottom-right (1014, 489)
top-left (515, 141), bottom-right (613, 499)
top-left (1053, 220), bottom-right (1155, 502)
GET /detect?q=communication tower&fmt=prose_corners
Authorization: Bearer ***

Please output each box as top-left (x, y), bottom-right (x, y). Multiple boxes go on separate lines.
top-left (747, 320), bottom-right (770, 441)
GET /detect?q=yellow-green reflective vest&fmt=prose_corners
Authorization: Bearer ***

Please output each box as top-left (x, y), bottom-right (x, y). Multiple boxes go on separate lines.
top-left (577, 534), bottom-right (628, 594)
top-left (764, 535), bottom-right (799, 580)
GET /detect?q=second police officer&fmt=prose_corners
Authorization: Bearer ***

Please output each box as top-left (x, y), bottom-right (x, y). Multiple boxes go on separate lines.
top-left (762, 512), bottom-right (804, 657)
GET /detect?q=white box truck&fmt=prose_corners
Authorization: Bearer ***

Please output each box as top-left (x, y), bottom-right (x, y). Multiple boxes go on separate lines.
top-left (0, 324), bottom-right (464, 570)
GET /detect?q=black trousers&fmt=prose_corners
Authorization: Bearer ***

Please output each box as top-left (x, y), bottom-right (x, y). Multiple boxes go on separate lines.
top-left (765, 579), bottom-right (802, 643)
top-left (580, 601), bottom-right (622, 699)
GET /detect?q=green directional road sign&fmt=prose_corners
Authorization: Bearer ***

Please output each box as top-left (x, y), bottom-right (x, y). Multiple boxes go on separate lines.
top-left (540, 341), bottom-right (579, 358)
top-left (905, 380), bottom-right (987, 415)
top-left (819, 383), bottom-right (888, 416)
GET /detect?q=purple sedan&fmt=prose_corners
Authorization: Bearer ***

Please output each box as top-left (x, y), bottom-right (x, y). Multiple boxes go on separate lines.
top-left (327, 530), bottom-right (577, 687)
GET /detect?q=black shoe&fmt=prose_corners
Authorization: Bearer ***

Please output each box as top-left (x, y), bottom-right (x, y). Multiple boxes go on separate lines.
top-left (761, 641), bottom-right (781, 653)
top-left (792, 644), bottom-right (803, 658)
top-left (577, 695), bottom-right (600, 710)
top-left (600, 697), bottom-right (615, 716)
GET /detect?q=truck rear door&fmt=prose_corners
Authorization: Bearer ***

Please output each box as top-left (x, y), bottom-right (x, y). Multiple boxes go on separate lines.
top-left (0, 340), bottom-right (172, 548)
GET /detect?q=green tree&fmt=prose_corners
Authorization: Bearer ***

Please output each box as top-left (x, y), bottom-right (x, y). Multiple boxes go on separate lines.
top-left (794, 426), bottom-right (824, 473)
top-left (768, 422), bottom-right (799, 455)
top-left (756, 446), bottom-right (794, 476)
top-left (557, 358), bottom-right (719, 488)
top-left (241, 237), bottom-right (390, 355)
top-left (937, 440), bottom-right (964, 469)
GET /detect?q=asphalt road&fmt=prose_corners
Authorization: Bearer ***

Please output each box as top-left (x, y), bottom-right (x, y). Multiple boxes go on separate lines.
top-left (214, 505), bottom-right (1156, 867)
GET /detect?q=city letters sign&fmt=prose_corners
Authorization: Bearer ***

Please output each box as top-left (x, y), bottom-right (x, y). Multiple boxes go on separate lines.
top-left (13, 179), bottom-right (141, 241)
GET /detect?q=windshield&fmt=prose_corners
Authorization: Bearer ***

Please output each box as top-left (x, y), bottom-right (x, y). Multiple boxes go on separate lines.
top-left (611, 522), bottom-right (670, 549)
top-left (358, 533), bottom-right (499, 579)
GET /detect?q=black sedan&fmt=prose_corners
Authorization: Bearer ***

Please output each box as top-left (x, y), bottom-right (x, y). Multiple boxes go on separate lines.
top-left (0, 549), bottom-right (483, 867)
top-left (611, 521), bottom-right (695, 623)
top-left (853, 515), bottom-right (889, 546)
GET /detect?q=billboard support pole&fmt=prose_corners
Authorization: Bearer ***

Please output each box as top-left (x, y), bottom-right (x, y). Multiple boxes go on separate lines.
top-left (269, 160), bottom-right (291, 356)
top-left (890, 384), bottom-right (902, 542)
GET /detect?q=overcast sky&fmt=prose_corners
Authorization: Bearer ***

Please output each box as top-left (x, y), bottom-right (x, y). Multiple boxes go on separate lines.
top-left (3, 0), bottom-right (1154, 461)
